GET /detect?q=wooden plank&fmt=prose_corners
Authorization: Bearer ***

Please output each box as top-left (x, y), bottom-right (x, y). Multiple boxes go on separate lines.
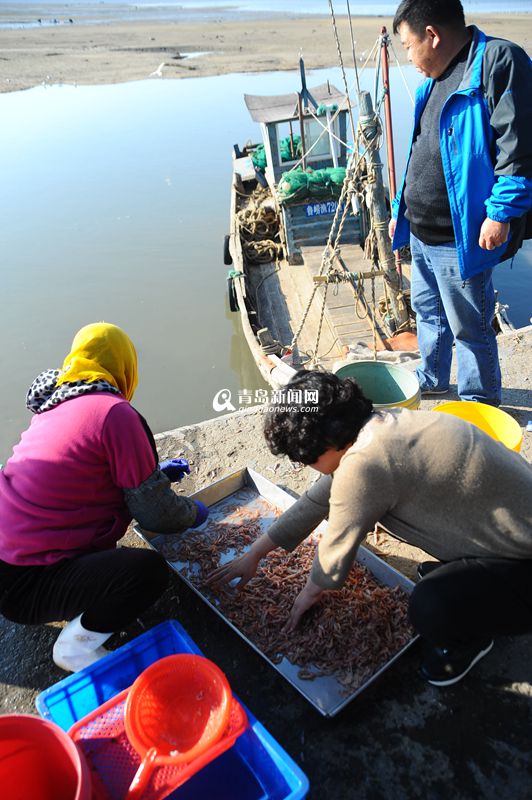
top-left (340, 332), bottom-right (379, 347)
top-left (325, 287), bottom-right (358, 308)
top-left (328, 307), bottom-right (361, 326)
top-left (334, 321), bottom-right (372, 335)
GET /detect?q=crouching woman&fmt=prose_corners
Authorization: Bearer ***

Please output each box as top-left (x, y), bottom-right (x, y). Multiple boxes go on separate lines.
top-left (209, 370), bottom-right (532, 686)
top-left (0, 323), bottom-right (208, 671)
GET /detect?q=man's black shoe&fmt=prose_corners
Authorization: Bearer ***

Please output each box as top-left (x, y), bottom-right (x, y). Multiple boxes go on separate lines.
top-left (420, 640), bottom-right (494, 687)
top-left (416, 560), bottom-right (444, 579)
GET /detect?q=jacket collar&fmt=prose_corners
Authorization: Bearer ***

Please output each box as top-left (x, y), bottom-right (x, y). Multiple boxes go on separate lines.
top-left (460, 25), bottom-right (486, 91)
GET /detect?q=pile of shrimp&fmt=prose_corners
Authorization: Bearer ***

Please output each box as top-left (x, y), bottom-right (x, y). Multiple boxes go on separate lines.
top-left (157, 505), bottom-right (414, 694)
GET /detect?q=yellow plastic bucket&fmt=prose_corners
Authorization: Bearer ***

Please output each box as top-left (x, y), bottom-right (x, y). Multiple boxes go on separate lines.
top-left (334, 360), bottom-right (421, 410)
top-left (433, 401), bottom-right (523, 452)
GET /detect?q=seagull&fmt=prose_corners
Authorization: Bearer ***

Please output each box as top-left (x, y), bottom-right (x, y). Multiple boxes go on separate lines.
top-left (149, 62), bottom-right (165, 78)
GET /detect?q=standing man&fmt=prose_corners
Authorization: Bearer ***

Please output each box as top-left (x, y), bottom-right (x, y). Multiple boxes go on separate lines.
top-left (389, 0), bottom-right (532, 405)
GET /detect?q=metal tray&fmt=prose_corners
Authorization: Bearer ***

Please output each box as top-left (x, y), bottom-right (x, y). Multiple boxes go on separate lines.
top-left (135, 468), bottom-right (417, 718)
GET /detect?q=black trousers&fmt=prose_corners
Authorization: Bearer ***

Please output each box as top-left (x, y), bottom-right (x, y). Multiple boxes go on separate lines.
top-left (0, 548), bottom-right (169, 633)
top-left (409, 557), bottom-right (532, 648)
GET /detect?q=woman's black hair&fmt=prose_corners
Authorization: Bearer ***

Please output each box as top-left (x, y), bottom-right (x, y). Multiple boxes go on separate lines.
top-left (263, 370), bottom-right (373, 465)
top-left (393, 0), bottom-right (466, 37)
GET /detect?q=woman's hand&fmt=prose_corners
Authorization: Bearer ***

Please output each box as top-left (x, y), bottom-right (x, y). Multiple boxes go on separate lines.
top-left (205, 549), bottom-right (262, 591)
top-left (285, 577), bottom-right (324, 632)
top-left (159, 458), bottom-right (190, 482)
top-left (205, 532), bottom-right (278, 591)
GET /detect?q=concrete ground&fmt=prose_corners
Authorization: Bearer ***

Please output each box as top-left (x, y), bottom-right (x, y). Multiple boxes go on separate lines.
top-left (1, 326), bottom-right (532, 799)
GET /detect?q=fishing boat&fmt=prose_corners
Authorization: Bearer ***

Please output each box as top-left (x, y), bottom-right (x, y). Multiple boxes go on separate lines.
top-left (225, 32), bottom-right (418, 392)
top-left (225, 31), bottom-right (517, 394)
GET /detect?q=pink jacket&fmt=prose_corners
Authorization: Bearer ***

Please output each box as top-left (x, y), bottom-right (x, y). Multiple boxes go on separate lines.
top-left (0, 394), bottom-right (156, 565)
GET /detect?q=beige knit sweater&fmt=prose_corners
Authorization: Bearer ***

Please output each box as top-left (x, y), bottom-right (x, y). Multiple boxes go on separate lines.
top-left (266, 409), bottom-right (532, 590)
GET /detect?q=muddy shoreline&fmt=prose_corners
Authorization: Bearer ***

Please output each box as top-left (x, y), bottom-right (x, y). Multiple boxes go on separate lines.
top-left (0, 12), bottom-right (530, 93)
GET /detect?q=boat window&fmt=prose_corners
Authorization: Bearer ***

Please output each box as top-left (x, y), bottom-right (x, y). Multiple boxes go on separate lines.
top-left (303, 117), bottom-right (334, 160)
top-left (276, 116), bottom-right (335, 165)
top-left (276, 121), bottom-right (303, 163)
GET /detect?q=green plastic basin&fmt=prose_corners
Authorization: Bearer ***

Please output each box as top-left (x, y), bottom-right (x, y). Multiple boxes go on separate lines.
top-left (334, 360), bottom-right (421, 410)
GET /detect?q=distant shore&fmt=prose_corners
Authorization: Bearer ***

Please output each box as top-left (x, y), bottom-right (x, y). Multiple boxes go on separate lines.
top-left (0, 12), bottom-right (530, 93)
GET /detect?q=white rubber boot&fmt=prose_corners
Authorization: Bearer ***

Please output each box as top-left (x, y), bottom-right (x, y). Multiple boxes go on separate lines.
top-left (53, 615), bottom-right (112, 672)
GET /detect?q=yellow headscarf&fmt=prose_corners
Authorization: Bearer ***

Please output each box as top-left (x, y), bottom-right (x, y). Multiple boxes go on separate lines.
top-left (56, 322), bottom-right (138, 401)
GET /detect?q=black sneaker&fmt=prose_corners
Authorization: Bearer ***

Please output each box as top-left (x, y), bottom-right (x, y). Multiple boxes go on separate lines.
top-left (420, 640), bottom-right (494, 687)
top-left (416, 560), bottom-right (444, 579)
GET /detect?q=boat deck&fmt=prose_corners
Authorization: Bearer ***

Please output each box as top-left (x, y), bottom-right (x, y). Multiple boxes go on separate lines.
top-left (301, 244), bottom-right (388, 351)
top-left (252, 243), bottom-right (410, 369)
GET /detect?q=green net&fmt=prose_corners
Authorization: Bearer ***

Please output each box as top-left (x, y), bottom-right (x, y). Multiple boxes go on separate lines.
top-left (276, 166), bottom-right (346, 204)
top-left (280, 134), bottom-right (302, 162)
top-left (250, 144), bottom-right (267, 172)
top-left (316, 103), bottom-right (338, 116)
top-left (251, 135), bottom-right (303, 172)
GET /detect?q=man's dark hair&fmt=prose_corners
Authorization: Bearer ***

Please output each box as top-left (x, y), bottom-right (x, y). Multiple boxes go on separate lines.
top-left (263, 370), bottom-right (373, 465)
top-left (393, 0), bottom-right (466, 37)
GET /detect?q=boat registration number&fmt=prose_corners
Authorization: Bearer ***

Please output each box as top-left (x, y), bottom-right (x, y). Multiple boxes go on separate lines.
top-left (305, 200), bottom-right (342, 217)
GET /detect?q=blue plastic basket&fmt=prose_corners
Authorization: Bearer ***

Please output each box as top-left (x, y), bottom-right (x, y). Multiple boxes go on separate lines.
top-left (36, 620), bottom-right (309, 800)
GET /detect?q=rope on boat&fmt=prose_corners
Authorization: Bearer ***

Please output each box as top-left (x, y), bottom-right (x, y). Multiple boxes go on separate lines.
top-left (346, 0), bottom-right (361, 94)
top-left (289, 140), bottom-right (376, 356)
top-left (311, 281), bottom-right (330, 366)
top-left (291, 102), bottom-right (387, 341)
top-left (290, 4), bottom-right (399, 359)
top-left (374, 32), bottom-right (382, 110)
top-left (252, 7), bottom-right (413, 361)
top-left (389, 39), bottom-right (415, 106)
top-left (307, 106), bottom-right (352, 152)
top-left (327, 0), bottom-right (357, 145)
top-left (236, 187), bottom-right (284, 264)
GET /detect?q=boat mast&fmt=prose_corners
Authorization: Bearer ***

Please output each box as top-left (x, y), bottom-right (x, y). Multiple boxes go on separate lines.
top-left (297, 57), bottom-right (318, 171)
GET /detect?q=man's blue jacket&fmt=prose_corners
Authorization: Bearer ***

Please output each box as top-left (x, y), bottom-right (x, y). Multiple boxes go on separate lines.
top-left (392, 26), bottom-right (532, 280)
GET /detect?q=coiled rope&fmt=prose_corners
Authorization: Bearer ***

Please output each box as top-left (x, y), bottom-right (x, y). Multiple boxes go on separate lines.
top-left (236, 187), bottom-right (283, 264)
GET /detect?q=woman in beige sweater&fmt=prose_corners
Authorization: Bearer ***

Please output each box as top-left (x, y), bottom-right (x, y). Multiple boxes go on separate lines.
top-left (209, 370), bottom-right (532, 687)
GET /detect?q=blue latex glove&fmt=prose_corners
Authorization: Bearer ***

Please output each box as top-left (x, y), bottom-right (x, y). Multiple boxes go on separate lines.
top-left (191, 500), bottom-right (209, 528)
top-left (159, 458), bottom-right (190, 483)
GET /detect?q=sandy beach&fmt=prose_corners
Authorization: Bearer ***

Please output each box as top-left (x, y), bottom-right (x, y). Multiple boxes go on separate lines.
top-left (0, 11), bottom-right (530, 93)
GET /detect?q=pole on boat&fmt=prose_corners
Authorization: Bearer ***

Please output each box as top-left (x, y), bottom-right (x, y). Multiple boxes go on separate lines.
top-left (326, 108), bottom-right (338, 168)
top-left (380, 26), bottom-right (403, 284)
top-left (298, 93), bottom-right (307, 170)
top-left (288, 120), bottom-right (296, 159)
top-left (298, 58), bottom-right (317, 171)
top-left (357, 89), bottom-right (410, 331)
top-left (299, 57), bottom-right (317, 111)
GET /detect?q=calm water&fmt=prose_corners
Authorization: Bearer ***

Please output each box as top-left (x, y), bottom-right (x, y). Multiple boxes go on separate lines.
top-left (1, 64), bottom-right (531, 458)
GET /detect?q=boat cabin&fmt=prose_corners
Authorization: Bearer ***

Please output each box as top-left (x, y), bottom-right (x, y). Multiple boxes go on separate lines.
top-left (242, 81), bottom-right (363, 262)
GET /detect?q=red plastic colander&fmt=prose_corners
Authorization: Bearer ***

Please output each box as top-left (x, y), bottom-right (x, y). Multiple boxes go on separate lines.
top-left (69, 692), bottom-right (247, 800)
top-left (123, 654), bottom-right (232, 798)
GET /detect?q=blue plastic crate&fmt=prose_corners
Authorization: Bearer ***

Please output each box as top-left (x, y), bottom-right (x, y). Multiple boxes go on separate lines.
top-left (36, 620), bottom-right (308, 800)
